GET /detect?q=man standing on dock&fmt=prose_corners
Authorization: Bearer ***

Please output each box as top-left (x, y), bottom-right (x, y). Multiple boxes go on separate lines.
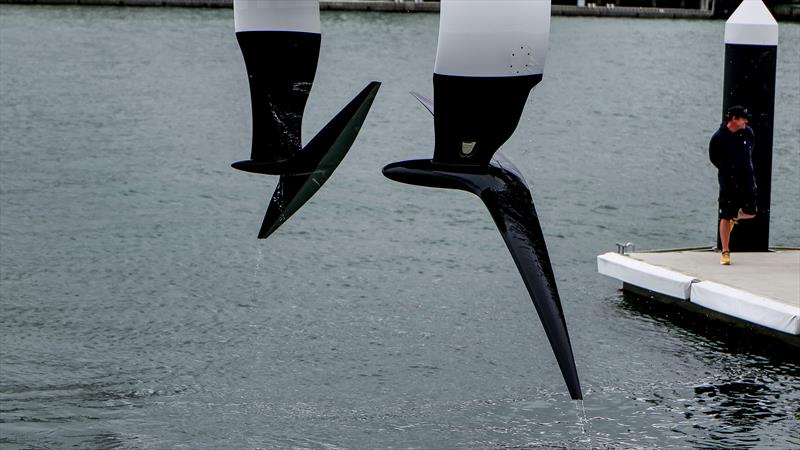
top-left (709, 105), bottom-right (757, 265)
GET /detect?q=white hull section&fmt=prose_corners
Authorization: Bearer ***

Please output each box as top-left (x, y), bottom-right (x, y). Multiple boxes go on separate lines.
top-left (434, 0), bottom-right (550, 77)
top-left (234, 0), bottom-right (321, 33)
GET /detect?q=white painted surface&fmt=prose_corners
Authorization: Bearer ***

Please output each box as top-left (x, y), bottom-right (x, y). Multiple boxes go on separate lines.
top-left (234, 0), bottom-right (321, 34)
top-left (434, 0), bottom-right (550, 77)
top-left (725, 0), bottom-right (778, 46)
top-left (597, 252), bottom-right (697, 300)
top-left (692, 281), bottom-right (800, 335)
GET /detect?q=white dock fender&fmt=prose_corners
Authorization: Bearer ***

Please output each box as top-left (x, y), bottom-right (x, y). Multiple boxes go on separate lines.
top-left (597, 252), bottom-right (697, 300)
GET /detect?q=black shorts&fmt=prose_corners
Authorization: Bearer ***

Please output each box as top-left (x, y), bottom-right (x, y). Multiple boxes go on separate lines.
top-left (718, 195), bottom-right (756, 220)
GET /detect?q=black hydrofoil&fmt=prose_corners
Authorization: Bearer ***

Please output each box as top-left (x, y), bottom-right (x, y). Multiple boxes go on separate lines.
top-left (232, 31), bottom-right (380, 238)
top-left (383, 74), bottom-right (582, 400)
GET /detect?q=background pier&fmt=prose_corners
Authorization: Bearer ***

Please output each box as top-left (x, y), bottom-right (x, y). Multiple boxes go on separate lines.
top-left (2, 0), bottom-right (798, 20)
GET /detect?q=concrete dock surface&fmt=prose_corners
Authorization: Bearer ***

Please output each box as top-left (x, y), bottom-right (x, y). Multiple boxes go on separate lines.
top-left (628, 249), bottom-right (799, 310)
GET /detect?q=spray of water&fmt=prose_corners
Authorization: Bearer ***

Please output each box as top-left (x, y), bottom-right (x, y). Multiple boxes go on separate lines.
top-left (575, 398), bottom-right (591, 446)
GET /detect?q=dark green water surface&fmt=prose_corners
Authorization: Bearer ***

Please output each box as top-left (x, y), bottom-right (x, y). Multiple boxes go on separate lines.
top-left (1, 5), bottom-right (799, 449)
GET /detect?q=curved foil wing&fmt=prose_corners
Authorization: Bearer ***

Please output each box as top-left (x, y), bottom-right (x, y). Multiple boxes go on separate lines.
top-left (258, 82), bottom-right (381, 239)
top-left (383, 156), bottom-right (582, 399)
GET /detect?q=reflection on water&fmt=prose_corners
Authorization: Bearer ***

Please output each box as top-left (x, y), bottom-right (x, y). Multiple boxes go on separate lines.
top-left (687, 378), bottom-right (794, 448)
top-left (618, 292), bottom-right (800, 448)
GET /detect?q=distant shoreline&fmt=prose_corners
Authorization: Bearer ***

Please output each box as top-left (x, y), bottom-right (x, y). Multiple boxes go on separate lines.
top-left (1, 0), bottom-right (798, 21)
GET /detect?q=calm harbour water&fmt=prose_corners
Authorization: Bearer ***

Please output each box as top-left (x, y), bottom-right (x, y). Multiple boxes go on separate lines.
top-left (1, 5), bottom-right (799, 449)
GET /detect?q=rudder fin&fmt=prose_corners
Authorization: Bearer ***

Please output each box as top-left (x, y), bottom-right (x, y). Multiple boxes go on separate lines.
top-left (410, 91), bottom-right (434, 116)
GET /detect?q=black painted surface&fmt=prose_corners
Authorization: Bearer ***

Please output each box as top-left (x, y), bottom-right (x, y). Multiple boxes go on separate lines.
top-left (383, 155), bottom-right (583, 400)
top-left (383, 72), bottom-right (580, 399)
top-left (432, 74), bottom-right (542, 167)
top-left (234, 31), bottom-right (321, 169)
top-left (384, 72), bottom-right (580, 399)
top-left (719, 43), bottom-right (777, 252)
top-left (258, 82), bottom-right (381, 239)
top-left (231, 31), bottom-right (380, 238)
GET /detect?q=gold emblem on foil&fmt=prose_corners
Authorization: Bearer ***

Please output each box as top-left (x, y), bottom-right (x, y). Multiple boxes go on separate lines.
top-left (461, 141), bottom-right (477, 157)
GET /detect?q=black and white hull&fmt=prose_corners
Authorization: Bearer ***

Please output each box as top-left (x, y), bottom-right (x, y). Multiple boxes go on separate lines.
top-left (383, 0), bottom-right (582, 400)
top-left (232, 0), bottom-right (380, 238)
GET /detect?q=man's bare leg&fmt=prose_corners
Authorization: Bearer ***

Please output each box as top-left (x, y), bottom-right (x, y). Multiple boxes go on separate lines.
top-left (720, 219), bottom-right (732, 253)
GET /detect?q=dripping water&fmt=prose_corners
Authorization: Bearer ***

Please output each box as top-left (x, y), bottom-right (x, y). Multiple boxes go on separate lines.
top-left (575, 399), bottom-right (591, 446)
top-left (252, 245), bottom-right (264, 303)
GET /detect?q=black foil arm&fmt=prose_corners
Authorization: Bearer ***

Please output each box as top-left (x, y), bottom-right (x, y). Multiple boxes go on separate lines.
top-left (383, 154), bottom-right (582, 399)
top-left (482, 155), bottom-right (582, 401)
top-left (257, 81), bottom-right (381, 239)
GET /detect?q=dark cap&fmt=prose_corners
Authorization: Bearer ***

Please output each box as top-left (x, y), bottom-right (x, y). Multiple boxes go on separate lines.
top-left (726, 105), bottom-right (752, 120)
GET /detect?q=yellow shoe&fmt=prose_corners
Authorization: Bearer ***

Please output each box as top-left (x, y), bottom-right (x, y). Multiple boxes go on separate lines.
top-left (720, 251), bottom-right (731, 265)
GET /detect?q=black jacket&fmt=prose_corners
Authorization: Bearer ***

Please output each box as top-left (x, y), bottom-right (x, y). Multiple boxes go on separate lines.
top-left (709, 124), bottom-right (757, 200)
